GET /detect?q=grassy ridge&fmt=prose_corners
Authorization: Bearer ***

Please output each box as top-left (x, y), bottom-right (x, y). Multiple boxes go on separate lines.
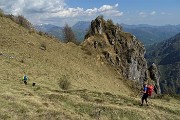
top-left (0, 16), bottom-right (180, 120)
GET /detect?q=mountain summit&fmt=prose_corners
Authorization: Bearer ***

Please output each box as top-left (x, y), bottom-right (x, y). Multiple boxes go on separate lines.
top-left (82, 16), bottom-right (148, 83)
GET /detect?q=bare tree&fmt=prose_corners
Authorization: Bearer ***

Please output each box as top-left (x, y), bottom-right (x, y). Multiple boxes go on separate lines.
top-left (63, 24), bottom-right (77, 43)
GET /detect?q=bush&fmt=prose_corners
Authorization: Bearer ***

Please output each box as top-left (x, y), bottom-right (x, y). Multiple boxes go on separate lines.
top-left (0, 9), bottom-right (4, 17)
top-left (5, 14), bottom-right (33, 30)
top-left (58, 75), bottom-right (71, 90)
top-left (28, 29), bottom-right (36, 34)
top-left (38, 31), bottom-right (44, 36)
top-left (17, 15), bottom-right (33, 30)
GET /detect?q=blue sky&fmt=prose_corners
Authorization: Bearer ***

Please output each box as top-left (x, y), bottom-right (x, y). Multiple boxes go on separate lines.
top-left (0, 0), bottom-right (179, 26)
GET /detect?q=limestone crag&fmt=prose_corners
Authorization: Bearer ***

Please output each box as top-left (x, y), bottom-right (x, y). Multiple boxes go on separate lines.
top-left (148, 63), bottom-right (161, 94)
top-left (83, 16), bottom-right (148, 83)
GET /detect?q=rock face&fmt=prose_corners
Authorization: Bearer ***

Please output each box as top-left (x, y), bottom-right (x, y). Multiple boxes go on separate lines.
top-left (83, 16), bottom-right (148, 83)
top-left (148, 63), bottom-right (161, 94)
top-left (146, 33), bottom-right (180, 94)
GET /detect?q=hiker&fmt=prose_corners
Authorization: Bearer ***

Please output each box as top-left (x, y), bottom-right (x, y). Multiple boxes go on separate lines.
top-left (23, 75), bottom-right (28, 85)
top-left (94, 41), bottom-right (98, 48)
top-left (140, 82), bottom-right (148, 106)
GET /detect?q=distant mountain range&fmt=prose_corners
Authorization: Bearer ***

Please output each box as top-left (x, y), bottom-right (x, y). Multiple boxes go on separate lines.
top-left (146, 33), bottom-right (180, 94)
top-left (34, 21), bottom-right (91, 42)
top-left (122, 24), bottom-right (180, 46)
top-left (34, 24), bottom-right (64, 41)
top-left (34, 21), bottom-right (180, 46)
top-left (72, 21), bottom-right (90, 31)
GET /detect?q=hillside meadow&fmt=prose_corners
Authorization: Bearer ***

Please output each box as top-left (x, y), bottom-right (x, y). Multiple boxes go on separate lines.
top-left (0, 16), bottom-right (180, 120)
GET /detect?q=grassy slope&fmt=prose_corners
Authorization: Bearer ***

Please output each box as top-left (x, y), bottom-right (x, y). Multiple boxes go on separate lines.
top-left (0, 17), bottom-right (180, 120)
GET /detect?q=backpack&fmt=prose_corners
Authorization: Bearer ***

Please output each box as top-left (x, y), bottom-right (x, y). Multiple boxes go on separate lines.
top-left (147, 85), bottom-right (154, 96)
top-left (23, 76), bottom-right (28, 81)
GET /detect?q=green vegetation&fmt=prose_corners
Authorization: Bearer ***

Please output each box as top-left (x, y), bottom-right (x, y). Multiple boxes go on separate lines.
top-left (0, 9), bottom-right (4, 17)
top-left (58, 75), bottom-right (71, 90)
top-left (5, 14), bottom-right (33, 30)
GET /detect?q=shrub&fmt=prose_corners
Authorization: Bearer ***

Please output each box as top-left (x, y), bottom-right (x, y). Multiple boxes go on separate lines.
top-left (17, 15), bottom-right (33, 30)
top-left (5, 14), bottom-right (33, 30)
top-left (38, 31), bottom-right (44, 36)
top-left (58, 75), bottom-right (71, 90)
top-left (0, 9), bottom-right (4, 17)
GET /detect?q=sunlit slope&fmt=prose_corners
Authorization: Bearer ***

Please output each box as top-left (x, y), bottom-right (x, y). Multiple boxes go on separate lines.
top-left (0, 16), bottom-right (180, 120)
top-left (0, 16), bottom-right (130, 94)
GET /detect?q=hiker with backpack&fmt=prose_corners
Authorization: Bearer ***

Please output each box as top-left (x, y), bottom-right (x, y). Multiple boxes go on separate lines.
top-left (23, 75), bottom-right (28, 85)
top-left (140, 82), bottom-right (148, 106)
top-left (140, 82), bottom-right (154, 106)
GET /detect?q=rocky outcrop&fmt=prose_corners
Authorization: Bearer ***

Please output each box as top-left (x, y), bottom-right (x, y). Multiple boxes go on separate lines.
top-left (148, 63), bottom-right (161, 94)
top-left (82, 16), bottom-right (148, 83)
top-left (146, 33), bottom-right (180, 94)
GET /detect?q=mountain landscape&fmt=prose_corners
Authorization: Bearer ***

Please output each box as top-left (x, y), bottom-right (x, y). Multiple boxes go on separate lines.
top-left (34, 24), bottom-right (64, 41)
top-left (146, 33), bottom-right (180, 94)
top-left (72, 21), bottom-right (180, 46)
top-left (122, 24), bottom-right (180, 46)
top-left (35, 21), bottom-right (180, 95)
top-left (35, 21), bottom-right (180, 46)
top-left (1, 13), bottom-right (180, 120)
top-left (34, 21), bottom-right (90, 42)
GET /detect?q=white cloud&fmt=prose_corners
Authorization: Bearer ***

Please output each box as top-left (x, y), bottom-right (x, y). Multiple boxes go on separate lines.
top-left (0, 0), bottom-right (66, 15)
top-left (85, 8), bottom-right (98, 15)
top-left (0, 0), bottom-right (123, 25)
top-left (139, 11), bottom-right (156, 17)
top-left (98, 5), bottom-right (114, 12)
top-left (139, 12), bottom-right (146, 17)
top-left (150, 11), bottom-right (156, 15)
top-left (51, 3), bottom-right (122, 17)
top-left (97, 4), bottom-right (123, 17)
top-left (161, 12), bottom-right (170, 15)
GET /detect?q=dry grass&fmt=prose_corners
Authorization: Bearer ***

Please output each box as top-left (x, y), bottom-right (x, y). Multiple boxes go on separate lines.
top-left (0, 16), bottom-right (180, 120)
